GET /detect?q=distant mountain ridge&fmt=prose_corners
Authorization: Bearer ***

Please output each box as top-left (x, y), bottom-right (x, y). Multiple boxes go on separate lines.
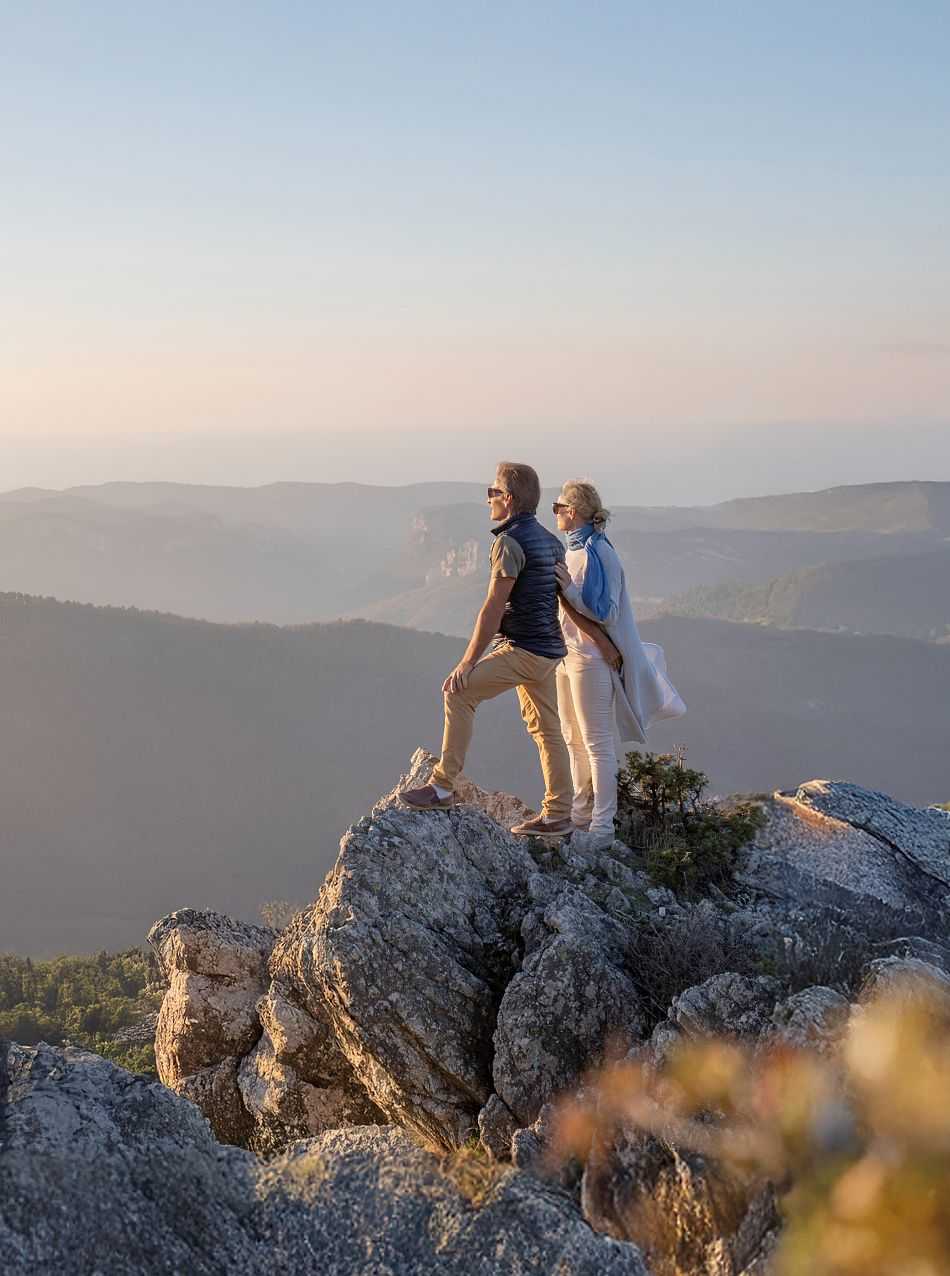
top-left (3, 478), bottom-right (946, 633)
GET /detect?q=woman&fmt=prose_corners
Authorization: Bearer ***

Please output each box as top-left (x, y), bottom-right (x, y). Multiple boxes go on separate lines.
top-left (553, 479), bottom-right (686, 851)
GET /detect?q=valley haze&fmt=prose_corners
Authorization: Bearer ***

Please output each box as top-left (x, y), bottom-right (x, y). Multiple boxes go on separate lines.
top-left (1, 477), bottom-right (949, 956)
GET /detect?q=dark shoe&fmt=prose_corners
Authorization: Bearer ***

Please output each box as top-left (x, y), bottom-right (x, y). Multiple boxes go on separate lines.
top-left (399, 784), bottom-right (455, 811)
top-left (510, 814), bottom-right (573, 837)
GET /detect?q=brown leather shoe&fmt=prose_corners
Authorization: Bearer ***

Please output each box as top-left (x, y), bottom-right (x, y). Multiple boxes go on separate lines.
top-left (510, 813), bottom-right (573, 837)
top-left (399, 784), bottom-right (455, 810)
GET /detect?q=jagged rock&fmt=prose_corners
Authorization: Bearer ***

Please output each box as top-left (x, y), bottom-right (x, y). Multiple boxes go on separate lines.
top-left (650, 974), bottom-right (783, 1068)
top-left (148, 908), bottom-right (275, 1144)
top-left (149, 754), bottom-right (660, 1154)
top-left (478, 1092), bottom-right (519, 1160)
top-left (860, 955), bottom-right (950, 1001)
top-left (151, 760), bottom-right (950, 1160)
top-left (873, 935), bottom-right (950, 972)
top-left (766, 986), bottom-right (850, 1054)
top-left (237, 927), bottom-right (386, 1153)
top-left (489, 887), bottom-right (645, 1130)
top-left (511, 1101), bottom-right (560, 1173)
top-left (581, 1128), bottom-right (779, 1276)
top-left (401, 746), bottom-right (536, 828)
top-left (0, 1043), bottom-right (646, 1275)
top-left (792, 780), bottom-right (950, 890)
top-left (0, 1041), bottom-right (259, 1274)
top-left (670, 973), bottom-right (783, 1040)
top-left (738, 782), bottom-right (950, 932)
top-left (298, 789), bottom-right (536, 1148)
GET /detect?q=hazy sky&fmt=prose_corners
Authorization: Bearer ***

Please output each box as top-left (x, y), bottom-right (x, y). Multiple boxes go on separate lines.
top-left (3, 2), bottom-right (949, 502)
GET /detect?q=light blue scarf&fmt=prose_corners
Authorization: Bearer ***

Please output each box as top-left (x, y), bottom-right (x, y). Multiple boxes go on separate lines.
top-left (566, 523), bottom-right (613, 621)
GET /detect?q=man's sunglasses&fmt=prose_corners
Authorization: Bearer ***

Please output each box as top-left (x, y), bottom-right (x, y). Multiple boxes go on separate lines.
top-left (487, 486), bottom-right (509, 499)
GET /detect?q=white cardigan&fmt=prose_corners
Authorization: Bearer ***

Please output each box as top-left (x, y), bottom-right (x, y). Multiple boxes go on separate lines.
top-left (560, 539), bottom-right (686, 746)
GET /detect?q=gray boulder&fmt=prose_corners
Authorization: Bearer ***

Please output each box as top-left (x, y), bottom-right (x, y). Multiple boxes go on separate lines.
top-left (766, 986), bottom-right (850, 1054)
top-left (298, 789), bottom-right (537, 1148)
top-left (860, 955), bottom-right (950, 1001)
top-left (0, 1042), bottom-right (646, 1276)
top-left (738, 782), bottom-right (950, 932)
top-left (792, 780), bottom-right (950, 891)
top-left (490, 886), bottom-right (644, 1131)
top-left (649, 973), bottom-right (783, 1069)
top-left (0, 1040), bottom-right (259, 1275)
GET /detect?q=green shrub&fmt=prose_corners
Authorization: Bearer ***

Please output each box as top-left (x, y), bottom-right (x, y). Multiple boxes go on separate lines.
top-left (615, 750), bottom-right (765, 894)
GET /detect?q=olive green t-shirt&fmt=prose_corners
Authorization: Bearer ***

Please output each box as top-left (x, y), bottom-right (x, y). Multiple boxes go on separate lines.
top-left (490, 533), bottom-right (526, 580)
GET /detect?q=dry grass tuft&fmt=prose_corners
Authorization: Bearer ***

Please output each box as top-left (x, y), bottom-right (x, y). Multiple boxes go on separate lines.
top-left (441, 1138), bottom-right (513, 1208)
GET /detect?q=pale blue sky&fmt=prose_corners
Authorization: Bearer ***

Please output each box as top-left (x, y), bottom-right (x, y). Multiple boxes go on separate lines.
top-left (3, 2), bottom-right (948, 501)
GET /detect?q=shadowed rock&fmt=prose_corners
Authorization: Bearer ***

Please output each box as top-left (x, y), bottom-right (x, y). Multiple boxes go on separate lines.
top-left (0, 1043), bottom-right (646, 1275)
top-left (581, 1129), bottom-right (779, 1276)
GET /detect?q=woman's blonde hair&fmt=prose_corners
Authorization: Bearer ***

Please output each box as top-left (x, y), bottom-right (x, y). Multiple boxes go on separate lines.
top-left (561, 479), bottom-right (611, 530)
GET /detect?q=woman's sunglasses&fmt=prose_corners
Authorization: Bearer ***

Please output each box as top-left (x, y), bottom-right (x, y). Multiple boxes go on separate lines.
top-left (552, 502), bottom-right (571, 514)
top-left (487, 486), bottom-right (508, 499)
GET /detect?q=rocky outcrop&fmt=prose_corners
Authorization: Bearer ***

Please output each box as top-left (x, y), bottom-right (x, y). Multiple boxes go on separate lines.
top-left (150, 755), bottom-right (950, 1162)
top-left (12, 757), bottom-right (950, 1272)
top-left (738, 782), bottom-right (950, 930)
top-left (0, 1042), bottom-right (646, 1275)
top-left (792, 780), bottom-right (950, 891)
top-left (151, 750), bottom-right (653, 1153)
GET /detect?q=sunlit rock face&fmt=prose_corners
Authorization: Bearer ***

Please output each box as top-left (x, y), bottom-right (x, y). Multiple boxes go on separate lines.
top-left (436, 539), bottom-right (481, 578)
top-left (150, 749), bottom-right (651, 1151)
top-left (145, 752), bottom-right (950, 1275)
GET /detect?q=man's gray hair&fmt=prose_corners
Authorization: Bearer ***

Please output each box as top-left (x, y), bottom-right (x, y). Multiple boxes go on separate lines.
top-left (497, 462), bottom-right (541, 514)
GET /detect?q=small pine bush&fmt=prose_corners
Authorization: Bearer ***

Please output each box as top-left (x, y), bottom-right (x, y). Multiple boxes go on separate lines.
top-left (615, 750), bottom-right (765, 894)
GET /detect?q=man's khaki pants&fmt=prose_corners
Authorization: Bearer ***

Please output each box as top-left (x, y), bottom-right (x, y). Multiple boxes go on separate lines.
top-left (431, 640), bottom-right (572, 820)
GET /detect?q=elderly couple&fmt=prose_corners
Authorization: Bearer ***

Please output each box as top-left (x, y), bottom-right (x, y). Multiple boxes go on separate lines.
top-left (401, 462), bottom-right (685, 849)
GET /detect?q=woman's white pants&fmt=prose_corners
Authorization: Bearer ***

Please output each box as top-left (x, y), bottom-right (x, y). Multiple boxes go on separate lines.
top-left (556, 653), bottom-right (620, 836)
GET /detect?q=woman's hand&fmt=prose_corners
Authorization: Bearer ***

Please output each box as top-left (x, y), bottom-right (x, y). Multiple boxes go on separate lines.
top-left (554, 562), bottom-right (572, 590)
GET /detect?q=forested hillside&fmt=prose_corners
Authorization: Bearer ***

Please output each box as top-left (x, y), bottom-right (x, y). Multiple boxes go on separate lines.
top-left (663, 548), bottom-right (950, 640)
top-left (0, 949), bottom-right (161, 1074)
top-left (3, 591), bottom-right (950, 954)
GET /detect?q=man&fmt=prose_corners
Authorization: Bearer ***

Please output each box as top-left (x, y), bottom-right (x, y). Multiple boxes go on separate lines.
top-left (400, 461), bottom-right (573, 835)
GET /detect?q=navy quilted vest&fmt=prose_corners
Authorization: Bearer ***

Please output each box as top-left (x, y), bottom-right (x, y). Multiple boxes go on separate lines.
top-left (493, 513), bottom-right (567, 660)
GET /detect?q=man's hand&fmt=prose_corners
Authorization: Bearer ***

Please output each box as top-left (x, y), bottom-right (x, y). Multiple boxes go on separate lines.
top-left (554, 562), bottom-right (571, 590)
top-left (443, 660), bottom-right (474, 694)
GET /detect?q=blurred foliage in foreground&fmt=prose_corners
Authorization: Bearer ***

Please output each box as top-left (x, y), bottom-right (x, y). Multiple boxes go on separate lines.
top-left (553, 979), bottom-right (950, 1276)
top-left (615, 750), bottom-right (766, 893)
top-left (0, 949), bottom-right (162, 1076)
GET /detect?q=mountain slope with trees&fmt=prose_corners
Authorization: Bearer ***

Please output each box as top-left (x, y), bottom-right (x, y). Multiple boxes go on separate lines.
top-left (3, 592), bottom-right (950, 954)
top-left (662, 547), bottom-right (950, 640)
